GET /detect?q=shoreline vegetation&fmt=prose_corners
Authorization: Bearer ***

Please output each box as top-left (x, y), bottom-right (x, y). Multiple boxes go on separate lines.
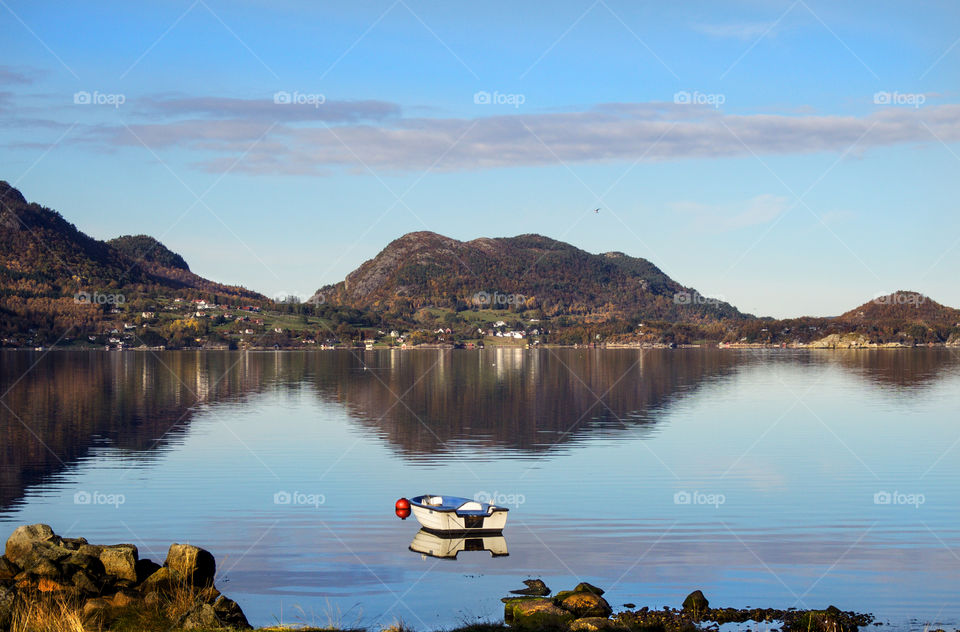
top-left (1, 525), bottom-right (884, 632)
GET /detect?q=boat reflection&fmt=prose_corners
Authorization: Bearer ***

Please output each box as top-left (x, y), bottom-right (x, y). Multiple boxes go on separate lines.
top-left (408, 529), bottom-right (508, 560)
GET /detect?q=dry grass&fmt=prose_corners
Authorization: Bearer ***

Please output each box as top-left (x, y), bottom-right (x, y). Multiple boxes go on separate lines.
top-left (10, 592), bottom-right (86, 632)
top-left (7, 575), bottom-right (220, 632)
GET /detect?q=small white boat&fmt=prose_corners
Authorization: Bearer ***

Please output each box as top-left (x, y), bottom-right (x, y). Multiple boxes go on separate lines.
top-left (409, 529), bottom-right (508, 559)
top-left (407, 494), bottom-right (508, 534)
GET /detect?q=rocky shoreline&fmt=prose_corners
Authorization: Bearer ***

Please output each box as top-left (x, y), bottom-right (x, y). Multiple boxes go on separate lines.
top-left (502, 581), bottom-right (875, 632)
top-left (0, 524), bottom-right (886, 632)
top-left (0, 524), bottom-right (249, 630)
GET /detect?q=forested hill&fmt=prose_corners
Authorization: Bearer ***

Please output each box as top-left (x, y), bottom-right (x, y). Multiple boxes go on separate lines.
top-left (312, 231), bottom-right (750, 323)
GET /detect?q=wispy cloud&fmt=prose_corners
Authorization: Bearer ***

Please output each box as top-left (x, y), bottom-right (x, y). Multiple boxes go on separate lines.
top-left (693, 22), bottom-right (780, 40)
top-left (18, 93), bottom-right (960, 175)
top-left (0, 66), bottom-right (34, 85)
top-left (138, 95), bottom-right (401, 123)
top-left (672, 194), bottom-right (789, 230)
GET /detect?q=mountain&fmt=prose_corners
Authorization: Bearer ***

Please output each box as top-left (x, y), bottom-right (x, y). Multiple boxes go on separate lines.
top-left (312, 231), bottom-right (749, 322)
top-left (0, 181), bottom-right (265, 340)
top-left (837, 291), bottom-right (960, 327)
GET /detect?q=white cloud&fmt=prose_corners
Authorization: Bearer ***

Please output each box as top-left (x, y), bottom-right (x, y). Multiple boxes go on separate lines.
top-left (672, 194), bottom-right (789, 230)
top-left (63, 99), bottom-right (960, 175)
top-left (692, 22), bottom-right (779, 40)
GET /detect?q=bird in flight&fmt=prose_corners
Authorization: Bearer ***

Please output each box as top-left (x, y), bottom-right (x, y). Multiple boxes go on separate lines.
top-left (593, 208), bottom-right (600, 214)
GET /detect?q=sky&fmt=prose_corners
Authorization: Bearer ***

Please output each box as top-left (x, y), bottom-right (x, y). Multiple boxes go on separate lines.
top-left (1, 0), bottom-right (958, 318)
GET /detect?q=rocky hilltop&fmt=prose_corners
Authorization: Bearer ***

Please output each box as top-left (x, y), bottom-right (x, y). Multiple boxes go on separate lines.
top-left (312, 231), bottom-right (748, 322)
top-left (0, 524), bottom-right (249, 630)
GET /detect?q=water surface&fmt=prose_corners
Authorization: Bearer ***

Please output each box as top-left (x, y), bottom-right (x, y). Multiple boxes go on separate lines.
top-left (0, 349), bottom-right (957, 630)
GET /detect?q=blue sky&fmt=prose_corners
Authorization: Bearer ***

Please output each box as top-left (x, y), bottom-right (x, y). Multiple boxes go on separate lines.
top-left (1, 0), bottom-right (958, 317)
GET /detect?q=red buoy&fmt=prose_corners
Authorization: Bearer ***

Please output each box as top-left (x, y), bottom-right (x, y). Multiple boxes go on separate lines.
top-left (395, 497), bottom-right (411, 520)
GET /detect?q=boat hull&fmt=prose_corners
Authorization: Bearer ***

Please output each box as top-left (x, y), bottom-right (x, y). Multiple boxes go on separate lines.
top-left (410, 503), bottom-right (508, 534)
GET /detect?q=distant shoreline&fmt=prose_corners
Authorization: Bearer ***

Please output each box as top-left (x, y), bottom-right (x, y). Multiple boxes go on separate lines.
top-left (4, 343), bottom-right (956, 352)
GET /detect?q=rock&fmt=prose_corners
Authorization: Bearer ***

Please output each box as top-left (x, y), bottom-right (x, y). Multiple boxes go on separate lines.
top-left (0, 585), bottom-right (16, 630)
top-left (139, 567), bottom-right (175, 594)
top-left (61, 537), bottom-right (88, 551)
top-left (71, 569), bottom-right (101, 595)
top-left (77, 544), bottom-right (104, 558)
top-left (135, 558), bottom-right (162, 584)
top-left (81, 597), bottom-right (111, 625)
top-left (559, 592), bottom-right (613, 618)
top-left (199, 586), bottom-right (222, 603)
top-left (166, 543), bottom-right (216, 587)
top-left (511, 578), bottom-right (551, 596)
top-left (63, 552), bottom-right (105, 578)
top-left (26, 556), bottom-right (63, 579)
top-left (5, 524), bottom-right (55, 566)
top-left (570, 617), bottom-right (618, 631)
top-left (506, 598), bottom-right (575, 630)
top-left (177, 602), bottom-right (220, 629)
top-left (213, 595), bottom-right (252, 629)
top-left (37, 577), bottom-right (69, 593)
top-left (682, 590), bottom-right (709, 614)
top-left (573, 582), bottom-right (605, 596)
top-left (99, 544), bottom-right (139, 582)
top-left (0, 556), bottom-right (19, 581)
top-left (623, 604), bottom-right (636, 609)
top-left (109, 590), bottom-right (137, 608)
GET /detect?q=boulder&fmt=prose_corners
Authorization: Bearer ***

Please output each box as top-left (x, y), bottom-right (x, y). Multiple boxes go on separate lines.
top-left (214, 595), bottom-right (252, 629)
top-left (81, 597), bottom-right (111, 626)
top-left (573, 582), bottom-right (605, 596)
top-left (166, 543), bottom-right (216, 587)
top-left (37, 577), bottom-right (70, 593)
top-left (99, 544), bottom-right (139, 582)
top-left (558, 592), bottom-right (613, 618)
top-left (0, 556), bottom-right (19, 581)
top-left (570, 617), bottom-right (618, 631)
top-left (5, 524), bottom-right (55, 566)
top-left (506, 598), bottom-right (574, 630)
top-left (60, 537), bottom-right (88, 551)
top-left (135, 558), bottom-right (162, 584)
top-left (139, 567), bottom-right (175, 594)
top-left (63, 552), bottom-right (105, 577)
top-left (177, 602), bottom-right (219, 629)
top-left (109, 590), bottom-right (137, 608)
top-left (77, 544), bottom-right (104, 558)
top-left (511, 578), bottom-right (551, 596)
top-left (71, 569), bottom-right (101, 595)
top-left (25, 556), bottom-right (62, 579)
top-left (682, 590), bottom-right (709, 614)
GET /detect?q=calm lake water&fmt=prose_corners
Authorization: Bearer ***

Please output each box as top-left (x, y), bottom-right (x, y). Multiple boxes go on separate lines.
top-left (1, 349), bottom-right (958, 630)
